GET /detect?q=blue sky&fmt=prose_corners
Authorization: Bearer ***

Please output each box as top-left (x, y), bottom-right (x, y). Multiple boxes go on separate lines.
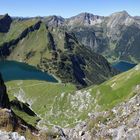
top-left (0, 0), bottom-right (140, 17)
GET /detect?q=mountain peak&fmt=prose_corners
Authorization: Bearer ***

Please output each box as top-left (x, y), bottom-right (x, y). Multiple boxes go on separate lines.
top-left (4, 13), bottom-right (10, 17)
top-left (106, 10), bottom-right (134, 30)
top-left (0, 13), bottom-right (10, 19)
top-left (110, 10), bottom-right (130, 18)
top-left (43, 15), bottom-right (65, 27)
top-left (71, 12), bottom-right (101, 19)
top-left (118, 10), bottom-right (129, 14)
top-left (67, 12), bottom-right (103, 26)
top-left (0, 13), bottom-right (12, 32)
top-left (76, 12), bottom-right (95, 17)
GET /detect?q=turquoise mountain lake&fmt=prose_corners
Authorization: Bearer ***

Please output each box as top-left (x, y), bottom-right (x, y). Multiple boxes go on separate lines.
top-left (112, 61), bottom-right (137, 72)
top-left (0, 60), bottom-right (58, 82)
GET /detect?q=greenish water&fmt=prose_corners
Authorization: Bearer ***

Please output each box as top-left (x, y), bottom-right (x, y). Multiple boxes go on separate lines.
top-left (0, 60), bottom-right (58, 82)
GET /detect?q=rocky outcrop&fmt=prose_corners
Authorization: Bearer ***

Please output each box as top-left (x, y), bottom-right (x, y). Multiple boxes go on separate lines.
top-left (0, 14), bottom-right (12, 33)
top-left (0, 108), bottom-right (39, 139)
top-left (63, 87), bottom-right (140, 140)
top-left (0, 131), bottom-right (26, 140)
top-left (0, 73), bottom-right (10, 109)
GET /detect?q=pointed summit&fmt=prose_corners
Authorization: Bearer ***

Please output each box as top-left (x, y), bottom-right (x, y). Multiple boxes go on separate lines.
top-left (0, 13), bottom-right (12, 32)
top-left (43, 15), bottom-right (65, 27)
top-left (107, 10), bottom-right (134, 30)
top-left (110, 10), bottom-right (130, 18)
top-left (67, 12), bottom-right (103, 26)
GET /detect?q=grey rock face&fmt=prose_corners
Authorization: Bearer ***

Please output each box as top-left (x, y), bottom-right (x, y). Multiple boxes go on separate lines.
top-left (43, 16), bottom-right (65, 27)
top-left (103, 11), bottom-right (138, 43)
top-left (62, 88), bottom-right (140, 140)
top-left (0, 131), bottom-right (26, 140)
top-left (66, 13), bottom-right (104, 26)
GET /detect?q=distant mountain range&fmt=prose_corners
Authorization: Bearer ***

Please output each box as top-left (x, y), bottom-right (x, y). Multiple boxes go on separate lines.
top-left (1, 11), bottom-right (140, 64)
top-left (38, 11), bottom-right (140, 63)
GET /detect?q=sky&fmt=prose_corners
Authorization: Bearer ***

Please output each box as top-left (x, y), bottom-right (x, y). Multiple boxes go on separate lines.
top-left (0, 0), bottom-right (140, 18)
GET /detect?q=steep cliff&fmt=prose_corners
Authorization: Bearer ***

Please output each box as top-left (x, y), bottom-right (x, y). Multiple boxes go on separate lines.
top-left (0, 73), bottom-right (10, 109)
top-left (0, 14), bottom-right (12, 33)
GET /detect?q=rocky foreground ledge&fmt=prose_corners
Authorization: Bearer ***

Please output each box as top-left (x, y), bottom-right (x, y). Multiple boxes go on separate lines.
top-left (0, 73), bottom-right (38, 140)
top-left (0, 74), bottom-right (26, 140)
top-left (62, 87), bottom-right (140, 140)
top-left (0, 131), bottom-right (25, 140)
top-left (37, 87), bottom-right (140, 140)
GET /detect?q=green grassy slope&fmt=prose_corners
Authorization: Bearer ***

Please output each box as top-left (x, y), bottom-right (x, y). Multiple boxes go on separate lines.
top-left (0, 19), bottom-right (39, 45)
top-left (6, 64), bottom-right (140, 128)
top-left (8, 23), bottom-right (49, 65)
top-left (6, 80), bottom-right (77, 127)
top-left (88, 64), bottom-right (140, 110)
